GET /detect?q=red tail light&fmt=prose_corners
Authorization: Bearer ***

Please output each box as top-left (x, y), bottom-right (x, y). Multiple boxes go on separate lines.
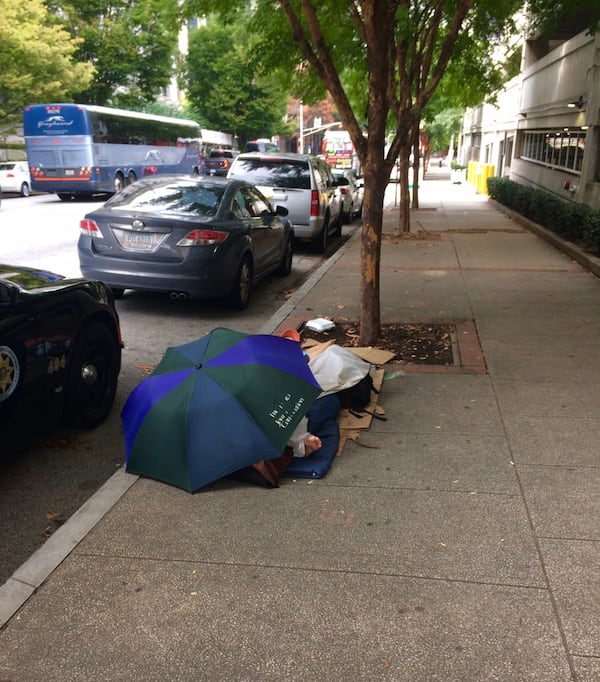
top-left (80, 219), bottom-right (103, 238)
top-left (176, 229), bottom-right (228, 246)
top-left (310, 190), bottom-right (319, 217)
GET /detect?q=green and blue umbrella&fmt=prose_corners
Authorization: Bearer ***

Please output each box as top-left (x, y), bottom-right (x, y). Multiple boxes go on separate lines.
top-left (122, 327), bottom-right (321, 492)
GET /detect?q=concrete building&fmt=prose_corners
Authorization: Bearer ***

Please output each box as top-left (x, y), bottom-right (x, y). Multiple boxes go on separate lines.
top-left (458, 25), bottom-right (600, 210)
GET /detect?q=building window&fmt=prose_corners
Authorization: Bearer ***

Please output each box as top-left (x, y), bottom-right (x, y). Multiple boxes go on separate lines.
top-left (519, 129), bottom-right (586, 174)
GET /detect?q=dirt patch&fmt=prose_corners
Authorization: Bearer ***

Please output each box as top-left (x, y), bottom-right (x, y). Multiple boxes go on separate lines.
top-left (301, 319), bottom-right (454, 365)
top-left (382, 231), bottom-right (442, 243)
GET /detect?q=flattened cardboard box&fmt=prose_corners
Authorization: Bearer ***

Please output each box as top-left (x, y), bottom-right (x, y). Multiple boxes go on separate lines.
top-left (337, 368), bottom-right (386, 455)
top-left (302, 339), bottom-right (394, 455)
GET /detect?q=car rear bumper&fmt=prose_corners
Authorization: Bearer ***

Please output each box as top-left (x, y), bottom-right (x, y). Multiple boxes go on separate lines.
top-left (78, 246), bottom-right (236, 298)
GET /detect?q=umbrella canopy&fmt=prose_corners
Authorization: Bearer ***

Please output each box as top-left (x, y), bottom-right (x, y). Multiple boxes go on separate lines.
top-left (122, 327), bottom-right (321, 492)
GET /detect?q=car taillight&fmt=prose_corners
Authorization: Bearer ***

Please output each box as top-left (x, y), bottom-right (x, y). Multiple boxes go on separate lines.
top-left (176, 229), bottom-right (228, 246)
top-left (223, 159), bottom-right (230, 168)
top-left (340, 187), bottom-right (349, 194)
top-left (80, 219), bottom-right (103, 238)
top-left (310, 190), bottom-right (319, 217)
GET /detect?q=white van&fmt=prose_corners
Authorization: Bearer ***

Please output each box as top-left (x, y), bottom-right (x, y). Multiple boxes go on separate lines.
top-left (228, 151), bottom-right (344, 252)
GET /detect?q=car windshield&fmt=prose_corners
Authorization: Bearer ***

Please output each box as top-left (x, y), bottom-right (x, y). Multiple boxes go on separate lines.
top-left (106, 180), bottom-right (225, 218)
top-left (229, 158), bottom-right (310, 190)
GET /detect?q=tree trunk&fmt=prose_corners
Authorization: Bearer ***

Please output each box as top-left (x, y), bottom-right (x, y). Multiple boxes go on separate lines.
top-left (359, 166), bottom-right (387, 346)
top-left (412, 124), bottom-right (421, 209)
top-left (398, 142), bottom-right (410, 234)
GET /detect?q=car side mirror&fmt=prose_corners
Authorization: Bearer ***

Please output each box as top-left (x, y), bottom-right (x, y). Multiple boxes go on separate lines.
top-left (261, 209), bottom-right (274, 226)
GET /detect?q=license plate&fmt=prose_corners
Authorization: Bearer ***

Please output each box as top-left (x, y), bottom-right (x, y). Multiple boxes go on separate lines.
top-left (65, 169), bottom-right (75, 176)
top-left (113, 229), bottom-right (165, 251)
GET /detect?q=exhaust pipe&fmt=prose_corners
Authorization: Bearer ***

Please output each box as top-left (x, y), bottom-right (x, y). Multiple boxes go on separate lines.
top-left (169, 291), bottom-right (188, 300)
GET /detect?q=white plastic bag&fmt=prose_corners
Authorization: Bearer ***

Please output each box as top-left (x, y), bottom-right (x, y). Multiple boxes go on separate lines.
top-left (308, 344), bottom-right (371, 396)
top-left (305, 317), bottom-right (335, 332)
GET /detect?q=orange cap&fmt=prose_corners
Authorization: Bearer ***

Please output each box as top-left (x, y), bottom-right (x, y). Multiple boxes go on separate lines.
top-left (280, 328), bottom-right (301, 342)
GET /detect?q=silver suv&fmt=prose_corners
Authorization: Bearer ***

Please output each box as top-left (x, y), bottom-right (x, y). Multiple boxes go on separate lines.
top-left (228, 151), bottom-right (343, 252)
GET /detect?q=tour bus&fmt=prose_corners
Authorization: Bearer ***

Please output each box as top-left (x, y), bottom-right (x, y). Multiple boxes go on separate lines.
top-left (22, 103), bottom-right (206, 200)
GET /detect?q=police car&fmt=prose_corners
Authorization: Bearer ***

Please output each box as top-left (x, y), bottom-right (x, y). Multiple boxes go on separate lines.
top-left (0, 265), bottom-right (122, 436)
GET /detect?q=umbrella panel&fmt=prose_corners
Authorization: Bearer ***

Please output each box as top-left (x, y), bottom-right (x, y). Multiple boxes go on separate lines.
top-left (122, 328), bottom-right (322, 492)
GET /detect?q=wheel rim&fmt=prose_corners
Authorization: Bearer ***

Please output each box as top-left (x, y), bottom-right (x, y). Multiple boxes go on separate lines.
top-left (0, 346), bottom-right (20, 401)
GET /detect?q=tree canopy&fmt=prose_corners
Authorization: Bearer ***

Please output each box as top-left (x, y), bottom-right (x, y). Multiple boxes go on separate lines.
top-left (0, 0), bottom-right (93, 125)
top-left (184, 13), bottom-right (291, 145)
top-left (47, 0), bottom-right (181, 108)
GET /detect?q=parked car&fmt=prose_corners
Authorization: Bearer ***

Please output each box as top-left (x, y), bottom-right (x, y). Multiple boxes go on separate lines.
top-left (0, 264), bottom-right (122, 435)
top-left (78, 175), bottom-right (294, 309)
top-left (227, 151), bottom-right (344, 252)
top-left (333, 169), bottom-right (364, 222)
top-left (0, 161), bottom-right (31, 197)
top-left (205, 149), bottom-right (240, 176)
top-left (244, 139), bottom-right (278, 152)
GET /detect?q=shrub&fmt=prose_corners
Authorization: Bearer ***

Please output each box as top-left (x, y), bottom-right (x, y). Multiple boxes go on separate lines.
top-left (583, 211), bottom-right (600, 254)
top-left (487, 177), bottom-right (600, 255)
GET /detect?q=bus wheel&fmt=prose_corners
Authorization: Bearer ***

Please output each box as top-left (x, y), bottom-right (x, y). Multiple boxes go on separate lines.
top-left (127, 171), bottom-right (137, 185)
top-left (114, 173), bottom-right (125, 193)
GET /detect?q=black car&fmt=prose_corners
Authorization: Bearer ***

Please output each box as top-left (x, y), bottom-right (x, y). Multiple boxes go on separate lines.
top-left (0, 265), bottom-right (122, 438)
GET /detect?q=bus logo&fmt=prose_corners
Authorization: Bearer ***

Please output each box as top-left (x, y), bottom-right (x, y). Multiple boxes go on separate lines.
top-left (38, 116), bottom-right (74, 129)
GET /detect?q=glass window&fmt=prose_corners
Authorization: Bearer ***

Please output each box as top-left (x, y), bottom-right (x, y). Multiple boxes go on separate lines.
top-left (240, 186), bottom-right (271, 217)
top-left (520, 129), bottom-right (586, 174)
top-left (229, 158), bottom-right (310, 189)
top-left (106, 179), bottom-right (224, 217)
top-left (232, 191), bottom-right (252, 219)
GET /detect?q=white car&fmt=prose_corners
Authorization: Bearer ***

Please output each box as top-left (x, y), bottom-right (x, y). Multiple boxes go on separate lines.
top-left (228, 151), bottom-right (344, 252)
top-left (333, 169), bottom-right (363, 222)
top-left (0, 161), bottom-right (31, 197)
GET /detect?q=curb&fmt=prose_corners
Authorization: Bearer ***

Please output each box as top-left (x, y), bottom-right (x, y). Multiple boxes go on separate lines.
top-left (0, 468), bottom-right (138, 628)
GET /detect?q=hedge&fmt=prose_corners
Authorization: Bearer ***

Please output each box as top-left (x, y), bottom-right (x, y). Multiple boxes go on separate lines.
top-left (487, 176), bottom-right (600, 255)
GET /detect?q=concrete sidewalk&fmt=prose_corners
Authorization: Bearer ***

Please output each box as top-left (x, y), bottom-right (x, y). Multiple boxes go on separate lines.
top-left (2, 167), bottom-right (600, 680)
